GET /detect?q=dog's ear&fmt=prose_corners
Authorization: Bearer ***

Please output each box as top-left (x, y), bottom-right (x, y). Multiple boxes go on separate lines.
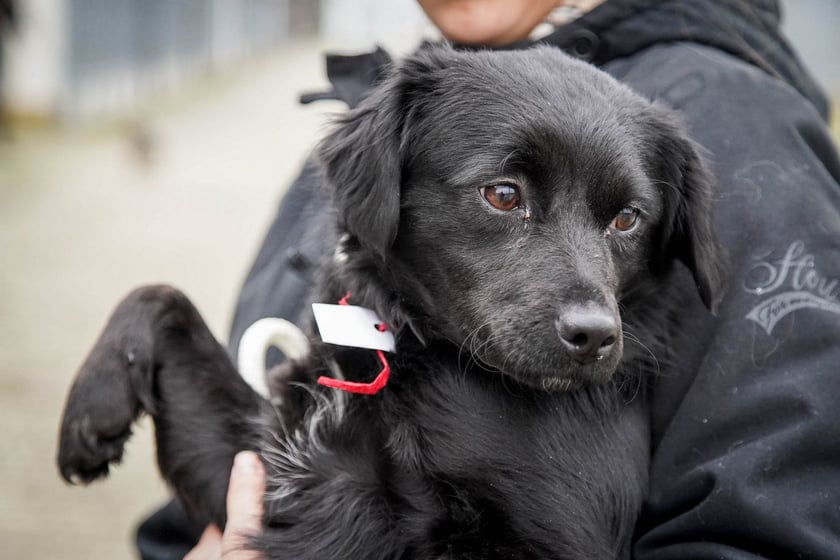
top-left (317, 48), bottom-right (452, 258)
top-left (317, 70), bottom-right (407, 258)
top-left (645, 110), bottom-right (727, 313)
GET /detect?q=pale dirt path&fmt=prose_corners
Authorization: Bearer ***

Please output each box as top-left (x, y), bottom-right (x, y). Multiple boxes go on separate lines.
top-left (0, 38), bottom-right (342, 560)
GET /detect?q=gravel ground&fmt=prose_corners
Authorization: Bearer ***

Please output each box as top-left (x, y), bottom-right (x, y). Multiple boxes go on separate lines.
top-left (0, 38), bottom-right (341, 560)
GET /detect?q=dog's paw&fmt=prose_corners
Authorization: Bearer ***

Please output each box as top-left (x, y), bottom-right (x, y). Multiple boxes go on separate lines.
top-left (58, 410), bottom-right (133, 484)
top-left (58, 343), bottom-right (152, 484)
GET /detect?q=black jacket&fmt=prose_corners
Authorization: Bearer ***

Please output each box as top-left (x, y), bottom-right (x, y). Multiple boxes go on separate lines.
top-left (139, 1), bottom-right (840, 558)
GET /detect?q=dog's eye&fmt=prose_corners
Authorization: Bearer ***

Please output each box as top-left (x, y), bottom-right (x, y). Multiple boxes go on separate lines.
top-left (481, 184), bottom-right (521, 211)
top-left (610, 207), bottom-right (640, 231)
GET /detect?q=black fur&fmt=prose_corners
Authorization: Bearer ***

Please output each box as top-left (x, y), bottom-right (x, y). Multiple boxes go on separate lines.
top-left (57, 46), bottom-right (725, 559)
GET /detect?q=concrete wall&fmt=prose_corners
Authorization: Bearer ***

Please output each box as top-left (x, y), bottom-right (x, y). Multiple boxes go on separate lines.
top-left (780, 0), bottom-right (840, 94)
top-left (3, 0), bottom-right (65, 120)
top-left (1, 0), bottom-right (292, 122)
top-left (320, 0), bottom-right (436, 54)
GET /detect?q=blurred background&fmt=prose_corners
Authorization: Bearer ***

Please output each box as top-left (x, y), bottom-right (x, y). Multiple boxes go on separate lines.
top-left (0, 1), bottom-right (837, 558)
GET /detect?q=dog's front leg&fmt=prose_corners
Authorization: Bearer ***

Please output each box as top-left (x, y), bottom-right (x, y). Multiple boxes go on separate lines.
top-left (57, 284), bottom-right (266, 527)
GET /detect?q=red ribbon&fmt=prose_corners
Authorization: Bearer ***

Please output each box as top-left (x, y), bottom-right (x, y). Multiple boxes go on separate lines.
top-left (316, 293), bottom-right (391, 395)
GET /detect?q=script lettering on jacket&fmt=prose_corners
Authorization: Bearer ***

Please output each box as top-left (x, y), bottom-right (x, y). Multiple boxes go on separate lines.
top-left (745, 241), bottom-right (840, 335)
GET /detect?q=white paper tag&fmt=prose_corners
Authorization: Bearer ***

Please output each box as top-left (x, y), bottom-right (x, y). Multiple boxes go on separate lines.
top-left (312, 303), bottom-right (396, 352)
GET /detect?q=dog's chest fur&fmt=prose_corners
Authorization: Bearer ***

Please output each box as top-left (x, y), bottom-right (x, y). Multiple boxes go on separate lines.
top-left (262, 339), bottom-right (648, 560)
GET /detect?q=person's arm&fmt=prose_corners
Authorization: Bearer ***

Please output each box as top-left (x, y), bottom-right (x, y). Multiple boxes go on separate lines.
top-left (617, 45), bottom-right (840, 559)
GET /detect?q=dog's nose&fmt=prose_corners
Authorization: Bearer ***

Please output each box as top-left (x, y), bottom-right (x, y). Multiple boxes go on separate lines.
top-left (556, 305), bottom-right (618, 363)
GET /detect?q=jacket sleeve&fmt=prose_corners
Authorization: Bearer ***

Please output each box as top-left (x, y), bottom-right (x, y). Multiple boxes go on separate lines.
top-left (227, 157), bottom-right (335, 363)
top-left (616, 45), bottom-right (840, 559)
top-left (227, 47), bottom-right (390, 363)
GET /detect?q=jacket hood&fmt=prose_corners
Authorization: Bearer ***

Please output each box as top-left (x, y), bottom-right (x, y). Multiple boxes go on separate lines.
top-left (539, 0), bottom-right (829, 119)
top-left (314, 0), bottom-right (828, 118)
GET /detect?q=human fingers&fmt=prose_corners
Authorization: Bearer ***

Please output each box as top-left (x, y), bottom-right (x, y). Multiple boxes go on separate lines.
top-left (221, 451), bottom-right (266, 559)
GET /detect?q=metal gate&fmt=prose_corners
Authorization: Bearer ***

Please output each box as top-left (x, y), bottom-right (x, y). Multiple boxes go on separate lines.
top-left (63, 0), bottom-right (289, 119)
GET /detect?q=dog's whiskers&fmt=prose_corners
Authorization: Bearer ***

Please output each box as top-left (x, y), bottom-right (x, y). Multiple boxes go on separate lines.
top-left (454, 321), bottom-right (498, 375)
top-left (620, 325), bottom-right (661, 405)
top-left (649, 177), bottom-right (681, 197)
top-left (622, 326), bottom-right (661, 377)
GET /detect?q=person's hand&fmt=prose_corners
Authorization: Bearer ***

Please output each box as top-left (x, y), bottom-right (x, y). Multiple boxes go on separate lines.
top-left (185, 451), bottom-right (266, 560)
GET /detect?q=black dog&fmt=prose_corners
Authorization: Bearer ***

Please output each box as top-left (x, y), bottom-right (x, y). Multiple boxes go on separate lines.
top-left (58, 46), bottom-right (725, 559)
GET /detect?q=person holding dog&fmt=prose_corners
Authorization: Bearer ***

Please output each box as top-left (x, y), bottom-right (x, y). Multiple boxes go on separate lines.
top-left (146, 0), bottom-right (839, 558)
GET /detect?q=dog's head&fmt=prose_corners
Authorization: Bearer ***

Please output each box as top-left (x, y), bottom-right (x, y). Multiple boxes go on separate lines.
top-left (318, 46), bottom-right (725, 390)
